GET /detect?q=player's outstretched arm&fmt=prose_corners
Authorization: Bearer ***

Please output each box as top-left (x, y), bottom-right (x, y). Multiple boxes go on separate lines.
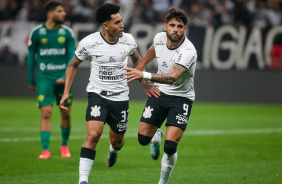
top-left (60, 56), bottom-right (81, 110)
top-left (136, 44), bottom-right (155, 71)
top-left (123, 64), bottom-right (186, 84)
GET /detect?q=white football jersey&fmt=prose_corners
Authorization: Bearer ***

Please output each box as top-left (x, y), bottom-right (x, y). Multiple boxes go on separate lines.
top-left (153, 32), bottom-right (197, 101)
top-left (75, 32), bottom-right (137, 101)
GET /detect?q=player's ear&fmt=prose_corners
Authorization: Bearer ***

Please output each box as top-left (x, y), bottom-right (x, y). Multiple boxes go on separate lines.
top-left (164, 24), bottom-right (167, 31)
top-left (102, 22), bottom-right (108, 30)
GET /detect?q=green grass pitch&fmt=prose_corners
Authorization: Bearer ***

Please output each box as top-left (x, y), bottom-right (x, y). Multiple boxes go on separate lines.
top-left (0, 97), bottom-right (281, 184)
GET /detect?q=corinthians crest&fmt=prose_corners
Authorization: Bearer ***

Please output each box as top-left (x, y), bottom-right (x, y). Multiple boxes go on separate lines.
top-left (90, 105), bottom-right (101, 117)
top-left (143, 106), bottom-right (154, 119)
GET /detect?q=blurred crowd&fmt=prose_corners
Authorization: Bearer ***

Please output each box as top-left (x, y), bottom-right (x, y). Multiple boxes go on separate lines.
top-left (0, 0), bottom-right (282, 65)
top-left (0, 0), bottom-right (281, 27)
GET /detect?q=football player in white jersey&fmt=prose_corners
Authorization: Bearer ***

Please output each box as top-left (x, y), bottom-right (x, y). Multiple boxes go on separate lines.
top-left (122, 8), bottom-right (197, 184)
top-left (60, 3), bottom-right (143, 184)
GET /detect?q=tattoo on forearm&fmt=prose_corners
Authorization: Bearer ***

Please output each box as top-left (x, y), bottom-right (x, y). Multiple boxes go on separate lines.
top-left (151, 64), bottom-right (184, 84)
top-left (131, 52), bottom-right (142, 68)
top-left (68, 60), bottom-right (80, 68)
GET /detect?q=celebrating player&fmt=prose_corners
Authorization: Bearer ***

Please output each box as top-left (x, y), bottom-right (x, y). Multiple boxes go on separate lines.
top-left (122, 7), bottom-right (197, 184)
top-left (60, 3), bottom-right (143, 184)
top-left (27, 0), bottom-right (75, 159)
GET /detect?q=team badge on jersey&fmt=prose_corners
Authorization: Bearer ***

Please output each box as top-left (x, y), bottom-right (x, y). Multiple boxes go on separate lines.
top-left (58, 36), bottom-right (66, 44)
top-left (38, 95), bottom-right (44, 102)
top-left (120, 51), bottom-right (128, 62)
top-left (90, 105), bottom-right (101, 117)
top-left (143, 106), bottom-right (154, 119)
top-left (41, 38), bottom-right (48, 44)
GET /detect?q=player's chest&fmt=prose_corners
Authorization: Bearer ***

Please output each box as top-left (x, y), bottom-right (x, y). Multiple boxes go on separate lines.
top-left (88, 44), bottom-right (130, 63)
top-left (155, 47), bottom-right (180, 69)
top-left (38, 33), bottom-right (66, 47)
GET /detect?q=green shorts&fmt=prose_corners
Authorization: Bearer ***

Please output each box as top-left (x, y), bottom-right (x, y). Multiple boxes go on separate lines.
top-left (37, 80), bottom-right (73, 108)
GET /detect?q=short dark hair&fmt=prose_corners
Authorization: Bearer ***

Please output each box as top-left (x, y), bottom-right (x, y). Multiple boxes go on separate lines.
top-left (165, 8), bottom-right (188, 25)
top-left (44, 0), bottom-right (63, 14)
top-left (95, 3), bottom-right (120, 24)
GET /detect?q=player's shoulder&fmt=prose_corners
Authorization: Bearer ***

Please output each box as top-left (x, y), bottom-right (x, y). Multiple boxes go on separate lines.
top-left (119, 33), bottom-right (135, 43)
top-left (155, 32), bottom-right (166, 38)
top-left (180, 37), bottom-right (197, 55)
top-left (154, 32), bottom-right (166, 45)
top-left (60, 24), bottom-right (75, 36)
top-left (79, 32), bottom-right (100, 45)
top-left (30, 24), bottom-right (44, 35)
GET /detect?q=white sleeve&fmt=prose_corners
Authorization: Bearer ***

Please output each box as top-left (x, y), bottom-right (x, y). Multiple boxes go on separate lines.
top-left (176, 50), bottom-right (197, 71)
top-left (128, 40), bottom-right (137, 56)
top-left (128, 34), bottom-right (137, 56)
top-left (74, 41), bottom-right (89, 62)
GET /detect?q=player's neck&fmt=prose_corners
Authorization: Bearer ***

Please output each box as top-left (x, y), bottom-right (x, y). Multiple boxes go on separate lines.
top-left (166, 37), bottom-right (184, 49)
top-left (45, 20), bottom-right (60, 30)
top-left (101, 31), bottom-right (118, 43)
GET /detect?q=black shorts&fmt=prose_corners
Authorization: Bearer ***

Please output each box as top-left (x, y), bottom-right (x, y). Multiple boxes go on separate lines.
top-left (86, 92), bottom-right (129, 134)
top-left (140, 92), bottom-right (193, 131)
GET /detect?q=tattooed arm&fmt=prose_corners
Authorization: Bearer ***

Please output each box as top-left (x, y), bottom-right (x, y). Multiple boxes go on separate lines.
top-left (123, 64), bottom-right (186, 84)
top-left (150, 64), bottom-right (186, 84)
top-left (60, 56), bottom-right (81, 110)
top-left (130, 49), bottom-right (142, 68)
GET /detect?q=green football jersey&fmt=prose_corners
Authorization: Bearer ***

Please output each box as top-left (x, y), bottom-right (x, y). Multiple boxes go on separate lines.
top-left (28, 23), bottom-right (75, 81)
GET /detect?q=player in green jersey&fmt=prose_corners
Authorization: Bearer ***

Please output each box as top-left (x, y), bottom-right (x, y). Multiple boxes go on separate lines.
top-left (27, 0), bottom-right (75, 159)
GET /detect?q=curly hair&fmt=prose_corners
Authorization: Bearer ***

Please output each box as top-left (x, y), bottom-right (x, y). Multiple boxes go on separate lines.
top-left (165, 8), bottom-right (188, 25)
top-left (95, 3), bottom-right (120, 24)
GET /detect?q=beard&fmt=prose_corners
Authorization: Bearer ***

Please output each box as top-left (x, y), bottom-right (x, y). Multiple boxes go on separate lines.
top-left (53, 17), bottom-right (64, 25)
top-left (167, 32), bottom-right (184, 43)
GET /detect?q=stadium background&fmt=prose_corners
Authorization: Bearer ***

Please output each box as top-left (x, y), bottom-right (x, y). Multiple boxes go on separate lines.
top-left (0, 1), bottom-right (282, 184)
top-left (0, 0), bottom-right (282, 103)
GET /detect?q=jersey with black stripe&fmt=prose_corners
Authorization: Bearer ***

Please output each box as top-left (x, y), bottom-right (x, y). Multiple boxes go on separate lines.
top-left (75, 32), bottom-right (137, 101)
top-left (153, 32), bottom-right (197, 101)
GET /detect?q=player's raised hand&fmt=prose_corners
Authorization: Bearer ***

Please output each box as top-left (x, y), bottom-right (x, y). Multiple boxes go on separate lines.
top-left (60, 93), bottom-right (69, 110)
top-left (122, 67), bottom-right (143, 82)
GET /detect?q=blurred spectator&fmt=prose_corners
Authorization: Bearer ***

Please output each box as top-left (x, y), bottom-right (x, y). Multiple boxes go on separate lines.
top-left (188, 2), bottom-right (213, 27)
top-left (71, 0), bottom-right (103, 22)
top-left (0, 37), bottom-right (18, 65)
top-left (129, 0), bottom-right (159, 24)
top-left (16, 0), bottom-right (29, 21)
top-left (213, 0), bottom-right (235, 27)
top-left (0, 0), bottom-right (21, 21)
top-left (28, 0), bottom-right (45, 22)
top-left (233, 0), bottom-right (253, 26)
top-left (152, 0), bottom-right (171, 22)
